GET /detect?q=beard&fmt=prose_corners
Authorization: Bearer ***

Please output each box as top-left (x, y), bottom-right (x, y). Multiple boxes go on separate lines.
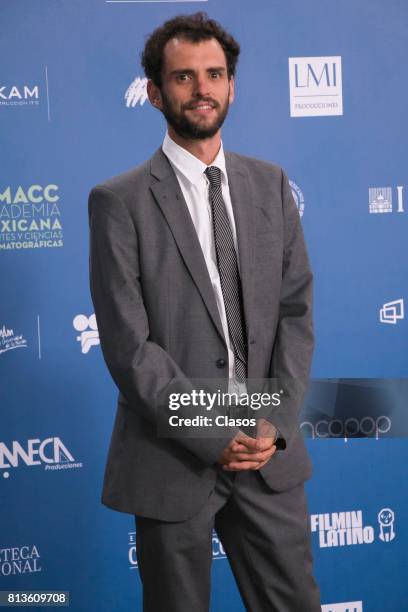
top-left (159, 87), bottom-right (231, 140)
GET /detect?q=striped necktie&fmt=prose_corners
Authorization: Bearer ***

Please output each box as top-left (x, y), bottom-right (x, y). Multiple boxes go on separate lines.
top-left (205, 165), bottom-right (247, 382)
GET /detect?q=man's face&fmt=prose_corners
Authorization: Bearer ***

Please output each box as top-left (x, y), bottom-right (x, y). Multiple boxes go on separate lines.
top-left (151, 37), bottom-right (234, 140)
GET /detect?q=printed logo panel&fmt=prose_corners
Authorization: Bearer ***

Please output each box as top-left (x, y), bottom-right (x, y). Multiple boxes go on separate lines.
top-left (289, 56), bottom-right (343, 117)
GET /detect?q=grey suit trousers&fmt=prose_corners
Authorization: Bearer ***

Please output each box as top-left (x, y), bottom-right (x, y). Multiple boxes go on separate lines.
top-left (134, 467), bottom-right (321, 612)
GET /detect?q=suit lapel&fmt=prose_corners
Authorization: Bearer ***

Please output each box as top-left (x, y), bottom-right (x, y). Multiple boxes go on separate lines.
top-left (150, 149), bottom-right (226, 344)
top-left (149, 147), bottom-right (256, 349)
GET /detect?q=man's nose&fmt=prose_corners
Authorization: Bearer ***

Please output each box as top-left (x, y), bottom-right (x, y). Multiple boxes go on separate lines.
top-left (193, 74), bottom-right (210, 97)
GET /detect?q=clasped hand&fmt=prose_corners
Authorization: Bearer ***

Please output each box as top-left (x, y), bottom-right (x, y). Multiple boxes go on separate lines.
top-left (217, 418), bottom-right (277, 471)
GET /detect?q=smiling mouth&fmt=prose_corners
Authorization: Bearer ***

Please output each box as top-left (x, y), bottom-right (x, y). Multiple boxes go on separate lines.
top-left (186, 100), bottom-right (217, 111)
top-left (187, 105), bottom-right (216, 117)
top-left (189, 104), bottom-right (214, 110)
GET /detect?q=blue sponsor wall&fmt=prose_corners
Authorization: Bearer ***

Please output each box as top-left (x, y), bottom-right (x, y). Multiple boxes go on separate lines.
top-left (1, 1), bottom-right (407, 610)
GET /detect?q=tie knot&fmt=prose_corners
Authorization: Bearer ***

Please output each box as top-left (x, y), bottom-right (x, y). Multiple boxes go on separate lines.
top-left (205, 166), bottom-right (222, 189)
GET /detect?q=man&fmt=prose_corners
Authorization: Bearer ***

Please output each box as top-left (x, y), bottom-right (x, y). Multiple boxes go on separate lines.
top-left (89, 12), bottom-right (320, 612)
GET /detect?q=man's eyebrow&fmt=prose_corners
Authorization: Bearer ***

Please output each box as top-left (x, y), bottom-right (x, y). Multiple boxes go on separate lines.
top-left (169, 67), bottom-right (227, 75)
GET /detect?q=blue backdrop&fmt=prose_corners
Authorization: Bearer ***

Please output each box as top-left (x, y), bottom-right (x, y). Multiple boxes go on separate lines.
top-left (1, 1), bottom-right (407, 611)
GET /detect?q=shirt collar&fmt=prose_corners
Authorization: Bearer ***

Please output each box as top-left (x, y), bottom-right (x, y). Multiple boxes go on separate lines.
top-left (162, 131), bottom-right (228, 186)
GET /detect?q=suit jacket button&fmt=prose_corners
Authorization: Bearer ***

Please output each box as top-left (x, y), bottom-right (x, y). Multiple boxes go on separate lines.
top-left (216, 358), bottom-right (226, 368)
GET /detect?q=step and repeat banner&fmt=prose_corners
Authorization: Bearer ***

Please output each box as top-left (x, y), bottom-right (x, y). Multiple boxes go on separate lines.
top-left (1, 1), bottom-right (407, 611)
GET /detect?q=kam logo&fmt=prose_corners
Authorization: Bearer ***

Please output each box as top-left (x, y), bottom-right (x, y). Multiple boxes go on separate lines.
top-left (288, 56), bottom-right (343, 117)
top-left (0, 68), bottom-right (51, 120)
top-left (0, 437), bottom-right (83, 479)
top-left (379, 299), bottom-right (404, 325)
top-left (0, 84), bottom-right (39, 107)
top-left (125, 76), bottom-right (148, 108)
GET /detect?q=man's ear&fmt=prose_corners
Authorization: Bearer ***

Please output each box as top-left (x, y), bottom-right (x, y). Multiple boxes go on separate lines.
top-left (147, 79), bottom-right (163, 110)
top-left (228, 76), bottom-right (235, 105)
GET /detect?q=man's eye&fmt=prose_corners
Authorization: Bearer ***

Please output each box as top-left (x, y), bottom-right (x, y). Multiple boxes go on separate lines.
top-left (210, 72), bottom-right (220, 78)
top-left (177, 74), bottom-right (190, 81)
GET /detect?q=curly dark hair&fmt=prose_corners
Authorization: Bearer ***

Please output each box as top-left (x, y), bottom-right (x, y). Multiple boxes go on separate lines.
top-left (141, 12), bottom-right (240, 89)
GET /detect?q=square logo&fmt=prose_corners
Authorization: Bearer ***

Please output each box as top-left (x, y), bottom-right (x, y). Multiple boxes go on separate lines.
top-left (369, 187), bottom-right (392, 213)
top-left (380, 299), bottom-right (404, 325)
top-left (321, 603), bottom-right (363, 612)
top-left (288, 56), bottom-right (343, 117)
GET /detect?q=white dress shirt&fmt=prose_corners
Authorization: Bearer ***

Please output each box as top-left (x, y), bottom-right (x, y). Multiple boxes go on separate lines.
top-left (162, 131), bottom-right (245, 396)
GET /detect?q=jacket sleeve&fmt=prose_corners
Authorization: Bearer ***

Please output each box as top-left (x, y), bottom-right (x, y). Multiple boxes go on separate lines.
top-left (266, 169), bottom-right (314, 444)
top-left (88, 185), bottom-right (238, 465)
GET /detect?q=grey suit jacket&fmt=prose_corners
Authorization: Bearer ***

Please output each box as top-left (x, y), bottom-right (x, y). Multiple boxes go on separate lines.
top-left (88, 147), bottom-right (314, 521)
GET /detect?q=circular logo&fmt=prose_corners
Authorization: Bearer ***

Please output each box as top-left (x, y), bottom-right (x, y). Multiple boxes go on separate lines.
top-left (289, 180), bottom-right (305, 218)
top-left (73, 313), bottom-right (97, 332)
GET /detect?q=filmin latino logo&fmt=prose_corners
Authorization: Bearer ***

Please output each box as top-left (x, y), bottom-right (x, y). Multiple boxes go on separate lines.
top-left (310, 508), bottom-right (396, 548)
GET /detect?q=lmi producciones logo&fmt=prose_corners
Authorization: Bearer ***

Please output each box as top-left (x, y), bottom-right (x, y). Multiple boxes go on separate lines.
top-left (289, 56), bottom-right (343, 117)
